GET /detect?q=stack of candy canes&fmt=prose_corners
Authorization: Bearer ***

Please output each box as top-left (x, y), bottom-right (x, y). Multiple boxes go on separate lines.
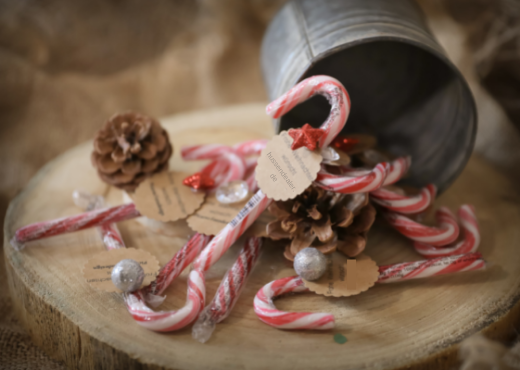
top-left (10, 75), bottom-right (485, 341)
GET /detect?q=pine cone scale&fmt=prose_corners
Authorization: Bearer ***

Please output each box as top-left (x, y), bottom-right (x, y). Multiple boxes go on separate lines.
top-left (121, 160), bottom-right (142, 175)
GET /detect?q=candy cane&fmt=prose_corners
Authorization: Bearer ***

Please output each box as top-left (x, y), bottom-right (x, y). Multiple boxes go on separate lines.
top-left (192, 236), bottom-right (262, 343)
top-left (255, 252), bottom-right (485, 330)
top-left (377, 252), bottom-right (485, 283)
top-left (233, 139), bottom-right (268, 156)
top-left (371, 184), bottom-right (437, 214)
top-left (383, 156), bottom-right (411, 186)
top-left (72, 190), bottom-right (125, 250)
top-left (142, 233), bottom-right (212, 297)
top-left (254, 275), bottom-right (335, 330)
top-left (182, 139), bottom-right (268, 161)
top-left (383, 206), bottom-right (460, 246)
top-left (11, 203), bottom-right (141, 250)
top-left (124, 233), bottom-right (212, 329)
top-left (124, 269), bottom-right (205, 332)
top-left (414, 205), bottom-right (480, 258)
top-left (266, 75), bottom-right (350, 148)
top-left (182, 144), bottom-right (232, 160)
top-left (315, 162), bottom-right (389, 194)
top-left (217, 152), bottom-right (246, 186)
top-left (193, 190), bottom-right (272, 272)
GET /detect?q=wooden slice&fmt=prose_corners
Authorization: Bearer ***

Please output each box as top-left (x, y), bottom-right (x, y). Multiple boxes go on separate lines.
top-left (4, 103), bottom-right (520, 370)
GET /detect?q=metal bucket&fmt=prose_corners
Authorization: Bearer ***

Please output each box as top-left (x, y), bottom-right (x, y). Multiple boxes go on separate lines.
top-left (261, 0), bottom-right (477, 193)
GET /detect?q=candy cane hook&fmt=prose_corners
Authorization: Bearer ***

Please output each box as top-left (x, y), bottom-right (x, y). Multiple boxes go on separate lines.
top-left (414, 205), bottom-right (480, 258)
top-left (383, 206), bottom-right (460, 247)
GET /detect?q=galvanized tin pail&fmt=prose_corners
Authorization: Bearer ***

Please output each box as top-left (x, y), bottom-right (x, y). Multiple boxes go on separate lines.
top-left (261, 0), bottom-right (477, 193)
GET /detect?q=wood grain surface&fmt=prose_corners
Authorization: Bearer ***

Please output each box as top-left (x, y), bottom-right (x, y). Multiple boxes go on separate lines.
top-left (4, 103), bottom-right (520, 370)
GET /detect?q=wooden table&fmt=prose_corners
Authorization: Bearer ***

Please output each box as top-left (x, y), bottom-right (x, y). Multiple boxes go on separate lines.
top-left (4, 103), bottom-right (520, 369)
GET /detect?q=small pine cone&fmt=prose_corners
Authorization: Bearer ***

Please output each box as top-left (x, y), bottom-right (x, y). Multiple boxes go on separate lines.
top-left (91, 112), bottom-right (172, 191)
top-left (266, 185), bottom-right (370, 261)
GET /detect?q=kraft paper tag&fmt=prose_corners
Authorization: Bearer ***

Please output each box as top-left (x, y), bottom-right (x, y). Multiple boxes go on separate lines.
top-left (130, 171), bottom-right (205, 222)
top-left (304, 253), bottom-right (379, 297)
top-left (255, 131), bottom-right (322, 201)
top-left (186, 194), bottom-right (249, 236)
top-left (83, 248), bottom-right (160, 292)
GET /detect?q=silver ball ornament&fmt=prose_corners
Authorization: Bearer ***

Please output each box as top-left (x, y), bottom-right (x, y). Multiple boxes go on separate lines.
top-left (111, 259), bottom-right (145, 292)
top-left (294, 247), bottom-right (328, 281)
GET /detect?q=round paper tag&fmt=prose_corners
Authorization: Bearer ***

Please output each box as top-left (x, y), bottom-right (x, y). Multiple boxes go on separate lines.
top-left (255, 131), bottom-right (322, 201)
top-left (83, 248), bottom-right (160, 292)
top-left (303, 253), bottom-right (379, 297)
top-left (187, 193), bottom-right (249, 236)
top-left (130, 171), bottom-right (205, 222)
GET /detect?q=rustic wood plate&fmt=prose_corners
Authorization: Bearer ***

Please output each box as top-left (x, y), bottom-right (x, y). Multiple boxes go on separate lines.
top-left (4, 103), bottom-right (520, 369)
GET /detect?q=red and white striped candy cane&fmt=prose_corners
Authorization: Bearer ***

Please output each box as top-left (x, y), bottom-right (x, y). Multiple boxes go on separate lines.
top-left (142, 233), bottom-right (212, 297)
top-left (377, 252), bottom-right (485, 283)
top-left (383, 206), bottom-right (460, 247)
top-left (315, 162), bottom-right (389, 194)
top-left (72, 190), bottom-right (126, 250)
top-left (124, 269), bottom-right (206, 332)
top-left (317, 156), bottom-right (410, 195)
top-left (11, 203), bottom-right (141, 250)
top-left (254, 275), bottom-right (335, 330)
top-left (254, 252), bottom-right (485, 330)
top-left (192, 236), bottom-right (263, 343)
top-left (193, 190), bottom-right (272, 272)
top-left (266, 75), bottom-right (350, 148)
top-left (124, 233), bottom-right (212, 330)
top-left (244, 156), bottom-right (259, 192)
top-left (182, 144), bottom-right (232, 160)
top-left (217, 152), bottom-right (246, 187)
top-left (233, 139), bottom-right (268, 156)
top-left (383, 156), bottom-right (411, 186)
top-left (414, 205), bottom-right (480, 258)
top-left (371, 184), bottom-right (437, 215)
top-left (182, 139), bottom-right (267, 161)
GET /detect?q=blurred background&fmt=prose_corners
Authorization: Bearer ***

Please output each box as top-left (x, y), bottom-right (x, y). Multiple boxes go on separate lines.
top-left (1, 0), bottom-right (520, 368)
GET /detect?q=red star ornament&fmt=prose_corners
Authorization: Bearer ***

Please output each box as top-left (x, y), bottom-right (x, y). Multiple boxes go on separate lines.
top-left (288, 123), bottom-right (325, 151)
top-left (182, 172), bottom-right (215, 190)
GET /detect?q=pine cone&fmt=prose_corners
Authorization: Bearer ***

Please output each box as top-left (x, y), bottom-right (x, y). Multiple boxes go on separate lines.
top-left (266, 186), bottom-right (376, 261)
top-left (91, 112), bottom-right (172, 191)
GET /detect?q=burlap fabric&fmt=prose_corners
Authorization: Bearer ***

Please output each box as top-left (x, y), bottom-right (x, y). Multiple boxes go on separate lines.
top-left (1, 0), bottom-right (519, 368)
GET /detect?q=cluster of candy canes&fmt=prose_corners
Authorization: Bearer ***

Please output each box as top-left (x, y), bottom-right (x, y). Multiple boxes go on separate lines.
top-left (10, 74), bottom-right (486, 335)
top-left (124, 192), bottom-right (270, 332)
top-left (181, 140), bottom-right (267, 190)
top-left (125, 146), bottom-right (268, 334)
top-left (251, 75), bottom-right (485, 331)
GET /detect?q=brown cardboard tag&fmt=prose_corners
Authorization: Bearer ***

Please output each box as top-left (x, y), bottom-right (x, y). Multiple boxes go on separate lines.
top-left (130, 171), bottom-right (205, 222)
top-left (186, 193), bottom-right (249, 236)
top-left (304, 253), bottom-right (379, 297)
top-left (255, 131), bottom-right (322, 201)
top-left (83, 248), bottom-right (160, 292)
